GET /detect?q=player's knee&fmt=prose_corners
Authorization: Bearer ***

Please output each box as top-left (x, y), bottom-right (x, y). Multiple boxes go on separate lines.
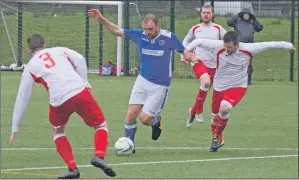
top-left (139, 112), bottom-right (152, 125)
top-left (126, 108), bottom-right (139, 123)
top-left (219, 101), bottom-right (232, 114)
top-left (200, 74), bottom-right (211, 90)
top-left (52, 126), bottom-right (65, 137)
top-left (94, 121), bottom-right (108, 131)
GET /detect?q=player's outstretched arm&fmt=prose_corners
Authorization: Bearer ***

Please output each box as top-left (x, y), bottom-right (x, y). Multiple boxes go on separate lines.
top-left (183, 49), bottom-right (202, 64)
top-left (186, 38), bottom-right (224, 52)
top-left (88, 8), bottom-right (124, 38)
top-left (246, 41), bottom-right (296, 55)
top-left (10, 67), bottom-right (34, 145)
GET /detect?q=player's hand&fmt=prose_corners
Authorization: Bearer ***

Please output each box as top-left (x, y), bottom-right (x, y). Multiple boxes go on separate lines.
top-left (183, 49), bottom-right (193, 60)
top-left (289, 46), bottom-right (296, 53)
top-left (9, 132), bottom-right (16, 145)
top-left (87, 87), bottom-right (92, 93)
top-left (88, 9), bottom-right (103, 21)
top-left (180, 57), bottom-right (188, 64)
top-left (86, 84), bottom-right (92, 93)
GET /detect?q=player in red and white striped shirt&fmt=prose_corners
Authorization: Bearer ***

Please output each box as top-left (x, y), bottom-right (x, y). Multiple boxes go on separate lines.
top-left (182, 4), bottom-right (227, 130)
top-left (9, 34), bottom-right (116, 179)
top-left (184, 31), bottom-right (296, 152)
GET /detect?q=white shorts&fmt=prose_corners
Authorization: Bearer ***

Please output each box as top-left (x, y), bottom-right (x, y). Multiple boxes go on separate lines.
top-left (129, 75), bottom-right (169, 117)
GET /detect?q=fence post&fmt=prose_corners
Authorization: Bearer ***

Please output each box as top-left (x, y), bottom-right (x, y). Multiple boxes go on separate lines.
top-left (99, 6), bottom-right (103, 68)
top-left (85, 6), bottom-right (90, 69)
top-left (123, 0), bottom-right (130, 76)
top-left (211, 0), bottom-right (214, 22)
top-left (17, 2), bottom-right (23, 66)
top-left (170, 0), bottom-right (175, 71)
top-left (289, 0), bottom-right (295, 82)
top-left (199, 0), bottom-right (204, 23)
top-left (0, 6), bottom-right (2, 66)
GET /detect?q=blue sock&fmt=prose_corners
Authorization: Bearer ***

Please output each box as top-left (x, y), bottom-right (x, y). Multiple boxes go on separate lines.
top-left (125, 121), bottom-right (137, 142)
top-left (152, 116), bottom-right (160, 126)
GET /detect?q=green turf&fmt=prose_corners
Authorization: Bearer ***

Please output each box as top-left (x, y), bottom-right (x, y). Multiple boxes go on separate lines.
top-left (1, 72), bottom-right (298, 179)
top-left (1, 10), bottom-right (298, 81)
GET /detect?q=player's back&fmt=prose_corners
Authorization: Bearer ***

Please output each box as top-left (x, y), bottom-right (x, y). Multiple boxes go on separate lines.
top-left (27, 47), bottom-right (87, 106)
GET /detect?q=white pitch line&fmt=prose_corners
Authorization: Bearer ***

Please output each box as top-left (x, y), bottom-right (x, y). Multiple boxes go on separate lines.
top-left (1, 146), bottom-right (298, 151)
top-left (1, 154), bottom-right (297, 172)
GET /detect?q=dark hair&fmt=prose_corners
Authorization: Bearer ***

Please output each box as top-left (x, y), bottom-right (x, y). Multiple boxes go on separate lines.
top-left (223, 31), bottom-right (238, 45)
top-left (27, 34), bottom-right (45, 51)
top-left (143, 13), bottom-right (159, 25)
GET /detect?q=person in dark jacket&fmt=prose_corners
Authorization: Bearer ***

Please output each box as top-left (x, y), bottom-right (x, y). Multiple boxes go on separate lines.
top-left (227, 8), bottom-right (263, 85)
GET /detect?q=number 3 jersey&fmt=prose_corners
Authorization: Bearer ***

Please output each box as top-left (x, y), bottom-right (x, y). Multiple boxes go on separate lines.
top-left (16, 47), bottom-right (89, 108)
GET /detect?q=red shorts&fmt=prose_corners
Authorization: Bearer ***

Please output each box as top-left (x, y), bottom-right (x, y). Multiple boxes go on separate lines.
top-left (49, 88), bottom-right (105, 127)
top-left (211, 87), bottom-right (247, 114)
top-left (193, 63), bottom-right (216, 83)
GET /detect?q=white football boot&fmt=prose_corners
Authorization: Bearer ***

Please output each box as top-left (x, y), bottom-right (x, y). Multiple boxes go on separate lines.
top-left (186, 108), bottom-right (195, 128)
top-left (194, 113), bottom-right (203, 123)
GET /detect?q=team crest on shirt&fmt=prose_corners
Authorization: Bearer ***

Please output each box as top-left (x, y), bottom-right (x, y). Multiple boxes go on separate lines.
top-left (159, 39), bottom-right (165, 46)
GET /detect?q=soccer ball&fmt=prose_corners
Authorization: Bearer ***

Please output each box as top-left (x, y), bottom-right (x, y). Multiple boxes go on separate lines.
top-left (114, 137), bottom-right (134, 156)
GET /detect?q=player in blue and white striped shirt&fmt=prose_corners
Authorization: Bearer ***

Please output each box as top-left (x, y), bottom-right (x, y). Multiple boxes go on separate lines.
top-left (89, 9), bottom-right (198, 151)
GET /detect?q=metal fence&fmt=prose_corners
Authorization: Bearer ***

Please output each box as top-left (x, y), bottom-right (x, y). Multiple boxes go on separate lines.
top-left (125, 0), bottom-right (298, 81)
top-left (1, 0), bottom-right (298, 81)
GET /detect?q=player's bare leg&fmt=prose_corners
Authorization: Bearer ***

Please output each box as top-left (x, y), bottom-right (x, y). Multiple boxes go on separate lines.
top-left (124, 104), bottom-right (142, 153)
top-left (139, 112), bottom-right (162, 140)
top-left (209, 101), bottom-right (230, 152)
top-left (90, 122), bottom-right (116, 177)
top-left (187, 73), bottom-right (210, 127)
top-left (53, 126), bottom-right (80, 179)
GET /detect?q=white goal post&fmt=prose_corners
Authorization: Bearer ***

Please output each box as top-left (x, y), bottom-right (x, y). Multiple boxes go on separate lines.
top-left (15, 0), bottom-right (123, 76)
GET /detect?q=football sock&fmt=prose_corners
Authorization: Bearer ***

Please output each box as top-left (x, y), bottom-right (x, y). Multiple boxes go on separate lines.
top-left (125, 121), bottom-right (137, 142)
top-left (191, 86), bottom-right (209, 114)
top-left (210, 113), bottom-right (217, 133)
top-left (214, 115), bottom-right (228, 136)
top-left (94, 124), bottom-right (108, 158)
top-left (152, 116), bottom-right (160, 126)
top-left (54, 134), bottom-right (77, 169)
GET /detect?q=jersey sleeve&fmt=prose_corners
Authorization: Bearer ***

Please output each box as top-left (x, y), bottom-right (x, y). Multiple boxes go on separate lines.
top-left (246, 41), bottom-right (293, 55)
top-left (64, 48), bottom-right (89, 84)
top-left (180, 28), bottom-right (194, 59)
top-left (123, 29), bottom-right (143, 44)
top-left (219, 26), bottom-right (227, 40)
top-left (182, 28), bottom-right (194, 47)
top-left (170, 33), bottom-right (185, 53)
top-left (11, 66), bottom-right (35, 133)
top-left (186, 39), bottom-right (224, 53)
